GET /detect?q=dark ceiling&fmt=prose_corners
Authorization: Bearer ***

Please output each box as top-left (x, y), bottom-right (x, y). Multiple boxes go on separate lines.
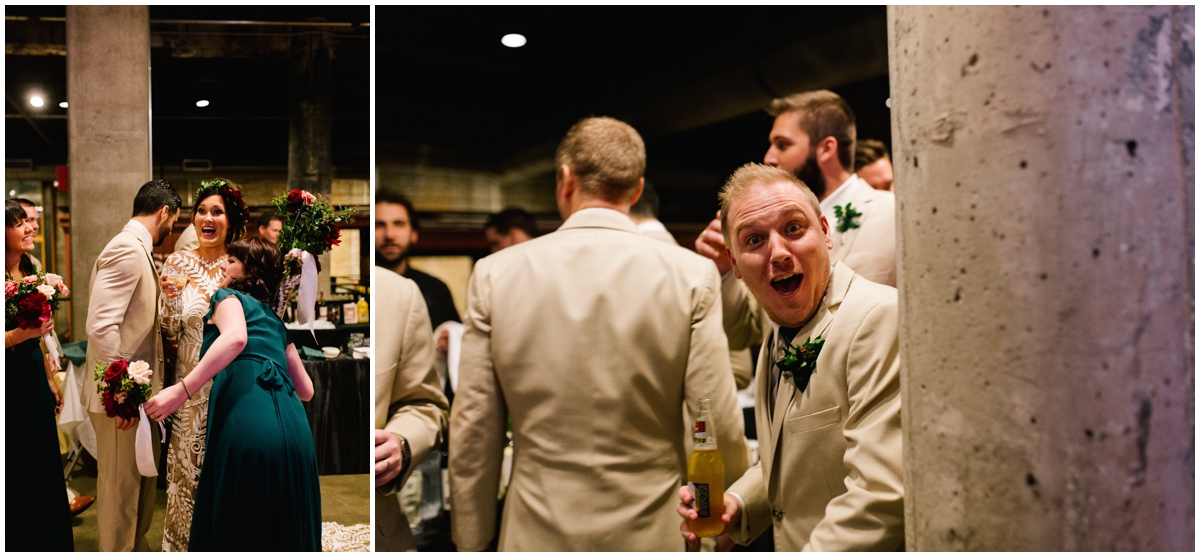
top-left (377, 5), bottom-right (892, 222)
top-left (6, 5), bottom-right (369, 174)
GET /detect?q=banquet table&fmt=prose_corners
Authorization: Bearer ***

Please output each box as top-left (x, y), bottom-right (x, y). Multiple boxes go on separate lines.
top-left (301, 355), bottom-right (370, 475)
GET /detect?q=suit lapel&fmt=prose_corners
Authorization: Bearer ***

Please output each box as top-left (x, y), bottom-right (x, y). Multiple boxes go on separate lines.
top-left (755, 334), bottom-right (777, 485)
top-left (830, 182), bottom-right (874, 264)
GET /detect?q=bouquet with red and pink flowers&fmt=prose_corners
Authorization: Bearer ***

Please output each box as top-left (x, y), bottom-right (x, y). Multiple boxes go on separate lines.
top-left (270, 190), bottom-right (354, 321)
top-left (6, 271), bottom-right (70, 368)
top-left (94, 359), bottom-right (154, 420)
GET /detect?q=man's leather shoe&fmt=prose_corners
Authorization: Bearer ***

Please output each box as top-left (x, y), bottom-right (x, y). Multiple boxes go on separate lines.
top-left (69, 495), bottom-right (95, 517)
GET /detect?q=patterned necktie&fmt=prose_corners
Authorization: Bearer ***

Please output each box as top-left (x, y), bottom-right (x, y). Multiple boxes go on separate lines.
top-left (770, 326), bottom-right (802, 417)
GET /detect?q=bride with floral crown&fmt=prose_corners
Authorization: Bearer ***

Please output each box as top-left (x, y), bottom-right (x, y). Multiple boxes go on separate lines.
top-left (157, 179), bottom-right (249, 552)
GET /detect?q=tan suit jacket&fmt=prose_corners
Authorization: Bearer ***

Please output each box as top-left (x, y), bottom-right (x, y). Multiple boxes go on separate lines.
top-left (82, 220), bottom-right (165, 551)
top-left (373, 267), bottom-right (451, 552)
top-left (829, 176), bottom-right (896, 287)
top-left (727, 262), bottom-right (903, 551)
top-left (449, 209), bottom-right (749, 552)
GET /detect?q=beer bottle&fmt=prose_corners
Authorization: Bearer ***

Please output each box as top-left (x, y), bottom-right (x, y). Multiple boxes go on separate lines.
top-left (687, 398), bottom-right (725, 538)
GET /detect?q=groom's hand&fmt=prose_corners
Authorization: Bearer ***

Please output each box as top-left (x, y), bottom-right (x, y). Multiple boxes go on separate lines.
top-left (374, 429), bottom-right (406, 488)
top-left (115, 416), bottom-right (139, 431)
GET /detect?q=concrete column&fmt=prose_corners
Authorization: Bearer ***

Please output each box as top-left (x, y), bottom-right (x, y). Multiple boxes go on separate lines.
top-left (288, 32), bottom-right (334, 296)
top-left (66, 6), bottom-right (151, 341)
top-left (889, 6), bottom-right (1193, 550)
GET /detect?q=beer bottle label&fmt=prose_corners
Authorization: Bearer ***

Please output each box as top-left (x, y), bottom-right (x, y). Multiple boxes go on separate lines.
top-left (694, 419), bottom-right (707, 440)
top-left (689, 482), bottom-right (711, 518)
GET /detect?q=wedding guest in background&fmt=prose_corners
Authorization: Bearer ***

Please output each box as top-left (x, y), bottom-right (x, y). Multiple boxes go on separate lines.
top-left (256, 211), bottom-right (283, 244)
top-left (5, 199), bottom-right (72, 551)
top-left (14, 198), bottom-right (44, 269)
top-left (854, 139), bottom-right (894, 192)
top-left (82, 180), bottom-right (180, 551)
top-left (450, 117), bottom-right (748, 551)
top-left (483, 208), bottom-right (535, 254)
top-left (145, 238), bottom-right (321, 551)
top-left (157, 180), bottom-right (248, 551)
top-left (375, 188), bottom-right (460, 330)
top-left (677, 163), bottom-right (903, 551)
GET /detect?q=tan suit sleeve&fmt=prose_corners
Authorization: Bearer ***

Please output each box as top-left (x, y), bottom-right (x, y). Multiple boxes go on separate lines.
top-left (805, 300), bottom-right (904, 551)
top-left (685, 266), bottom-right (750, 488)
top-left (381, 283), bottom-right (449, 493)
top-left (449, 260), bottom-right (508, 552)
top-left (721, 273), bottom-right (766, 352)
top-left (728, 460), bottom-right (771, 545)
top-left (86, 241), bottom-right (143, 365)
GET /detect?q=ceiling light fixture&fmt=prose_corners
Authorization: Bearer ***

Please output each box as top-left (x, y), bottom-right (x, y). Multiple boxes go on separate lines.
top-left (501, 34), bottom-right (526, 48)
top-left (196, 100), bottom-right (210, 108)
top-left (59, 102), bottom-right (68, 108)
top-left (29, 95), bottom-right (44, 108)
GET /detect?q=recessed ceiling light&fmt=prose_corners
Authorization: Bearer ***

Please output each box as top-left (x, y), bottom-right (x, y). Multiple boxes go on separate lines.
top-left (196, 100), bottom-right (210, 108)
top-left (30, 95), bottom-right (44, 108)
top-left (501, 34), bottom-right (526, 48)
top-left (59, 101), bottom-right (68, 108)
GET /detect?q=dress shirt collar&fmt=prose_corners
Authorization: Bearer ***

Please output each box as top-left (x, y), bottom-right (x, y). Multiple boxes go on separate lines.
top-left (819, 173), bottom-right (863, 216)
top-left (559, 207), bottom-right (637, 233)
top-left (126, 219), bottom-right (155, 254)
top-left (634, 219), bottom-right (668, 234)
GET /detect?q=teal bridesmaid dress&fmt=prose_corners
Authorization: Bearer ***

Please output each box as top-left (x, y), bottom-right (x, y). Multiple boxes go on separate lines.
top-left (188, 288), bottom-right (321, 551)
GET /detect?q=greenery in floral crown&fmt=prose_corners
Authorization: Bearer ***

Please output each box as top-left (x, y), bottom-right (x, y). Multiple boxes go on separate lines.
top-left (196, 179), bottom-right (251, 227)
top-left (776, 335), bottom-right (824, 392)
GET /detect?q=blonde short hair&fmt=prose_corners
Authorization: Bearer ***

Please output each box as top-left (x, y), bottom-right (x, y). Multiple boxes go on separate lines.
top-left (555, 116), bottom-right (646, 203)
top-left (719, 163), bottom-right (822, 246)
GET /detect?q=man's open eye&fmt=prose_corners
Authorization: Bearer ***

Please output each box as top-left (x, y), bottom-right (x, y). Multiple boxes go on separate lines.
top-left (786, 222), bottom-right (802, 234)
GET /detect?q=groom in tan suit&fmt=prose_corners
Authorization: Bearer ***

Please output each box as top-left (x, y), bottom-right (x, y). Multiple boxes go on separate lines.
top-left (374, 266), bottom-right (450, 552)
top-left (450, 117), bottom-right (748, 551)
top-left (82, 180), bottom-right (180, 551)
top-left (678, 163), bottom-right (903, 551)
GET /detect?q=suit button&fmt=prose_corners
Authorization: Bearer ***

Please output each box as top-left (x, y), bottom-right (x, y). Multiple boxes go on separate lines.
top-left (771, 508), bottom-right (784, 521)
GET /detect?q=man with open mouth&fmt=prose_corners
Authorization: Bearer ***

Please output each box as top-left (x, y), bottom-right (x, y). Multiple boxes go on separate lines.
top-left (676, 163), bottom-right (904, 551)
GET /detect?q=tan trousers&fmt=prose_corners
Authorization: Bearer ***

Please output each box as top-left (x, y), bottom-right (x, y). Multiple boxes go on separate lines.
top-left (89, 412), bottom-right (159, 551)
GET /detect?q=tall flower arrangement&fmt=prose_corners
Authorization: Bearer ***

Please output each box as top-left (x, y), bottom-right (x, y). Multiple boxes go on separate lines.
top-left (271, 190), bottom-right (354, 320)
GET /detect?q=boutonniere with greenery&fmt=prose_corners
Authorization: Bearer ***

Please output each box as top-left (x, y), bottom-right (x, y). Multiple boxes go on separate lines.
top-left (776, 335), bottom-right (825, 392)
top-left (833, 203), bottom-right (862, 233)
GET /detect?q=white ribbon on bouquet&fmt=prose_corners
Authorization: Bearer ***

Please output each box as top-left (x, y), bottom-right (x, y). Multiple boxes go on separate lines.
top-left (42, 329), bottom-right (62, 371)
top-left (136, 405), bottom-right (165, 477)
top-left (296, 251), bottom-right (319, 339)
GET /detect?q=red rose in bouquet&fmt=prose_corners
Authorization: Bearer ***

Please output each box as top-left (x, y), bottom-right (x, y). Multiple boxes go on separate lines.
top-left (94, 359), bottom-right (153, 420)
top-left (13, 291), bottom-right (49, 329)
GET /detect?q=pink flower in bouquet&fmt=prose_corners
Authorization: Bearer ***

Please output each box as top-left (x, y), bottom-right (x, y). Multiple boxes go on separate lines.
top-left (44, 273), bottom-right (63, 288)
top-left (114, 392), bottom-right (128, 404)
top-left (22, 275), bottom-right (37, 284)
top-left (5, 280), bottom-right (16, 298)
top-left (128, 360), bottom-right (153, 385)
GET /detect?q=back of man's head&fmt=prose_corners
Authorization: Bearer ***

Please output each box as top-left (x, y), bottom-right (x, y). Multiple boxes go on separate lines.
top-left (376, 187), bottom-right (419, 232)
top-left (768, 90), bottom-right (857, 172)
top-left (719, 163), bottom-right (822, 246)
top-left (257, 211), bottom-right (282, 228)
top-left (555, 116), bottom-right (646, 203)
top-left (132, 179), bottom-right (182, 217)
top-left (629, 180), bottom-right (661, 220)
top-left (854, 139), bottom-right (890, 171)
top-left (485, 208), bottom-right (537, 238)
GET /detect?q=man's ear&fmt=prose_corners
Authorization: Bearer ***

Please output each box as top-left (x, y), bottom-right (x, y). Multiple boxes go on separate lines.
top-left (627, 178), bottom-right (644, 206)
top-left (819, 214), bottom-right (833, 250)
top-left (817, 136), bottom-right (840, 167)
top-left (726, 246), bottom-right (742, 279)
top-left (411, 228), bottom-right (419, 245)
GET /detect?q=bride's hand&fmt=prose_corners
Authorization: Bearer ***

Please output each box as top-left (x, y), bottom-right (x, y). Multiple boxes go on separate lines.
top-left (143, 383), bottom-right (188, 422)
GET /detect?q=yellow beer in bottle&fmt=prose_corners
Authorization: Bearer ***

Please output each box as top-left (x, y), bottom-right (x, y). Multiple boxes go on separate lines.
top-left (687, 398), bottom-right (725, 538)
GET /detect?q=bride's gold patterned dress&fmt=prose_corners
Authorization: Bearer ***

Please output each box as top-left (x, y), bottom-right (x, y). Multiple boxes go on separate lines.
top-left (158, 250), bottom-right (223, 552)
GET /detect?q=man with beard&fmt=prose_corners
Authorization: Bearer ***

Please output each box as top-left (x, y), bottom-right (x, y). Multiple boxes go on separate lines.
top-left (83, 179), bottom-right (181, 551)
top-left (375, 188), bottom-right (460, 329)
top-left (676, 164), bottom-right (903, 551)
top-left (696, 90), bottom-right (895, 288)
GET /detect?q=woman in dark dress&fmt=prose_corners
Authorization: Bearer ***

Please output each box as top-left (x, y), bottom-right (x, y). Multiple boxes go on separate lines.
top-left (145, 238), bottom-right (321, 551)
top-left (4, 199), bottom-right (73, 551)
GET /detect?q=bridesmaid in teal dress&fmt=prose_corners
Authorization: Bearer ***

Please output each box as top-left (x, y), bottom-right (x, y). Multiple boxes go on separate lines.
top-left (145, 238), bottom-right (321, 551)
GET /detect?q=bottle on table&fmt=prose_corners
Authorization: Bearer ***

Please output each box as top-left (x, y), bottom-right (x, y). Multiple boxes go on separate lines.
top-left (687, 397), bottom-right (725, 538)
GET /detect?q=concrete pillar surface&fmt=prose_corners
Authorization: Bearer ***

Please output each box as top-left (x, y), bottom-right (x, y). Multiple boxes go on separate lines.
top-left (66, 6), bottom-right (151, 341)
top-left (889, 5), bottom-right (1193, 551)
